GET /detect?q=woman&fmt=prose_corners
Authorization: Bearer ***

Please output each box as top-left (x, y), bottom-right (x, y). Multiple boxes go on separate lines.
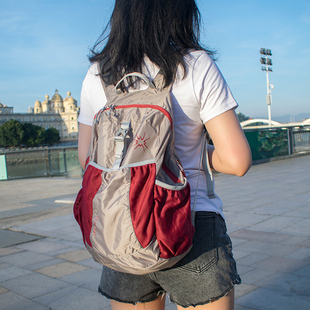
top-left (78, 0), bottom-right (252, 309)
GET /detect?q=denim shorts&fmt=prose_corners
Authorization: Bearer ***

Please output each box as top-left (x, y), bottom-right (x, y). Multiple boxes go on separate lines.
top-left (98, 211), bottom-right (241, 307)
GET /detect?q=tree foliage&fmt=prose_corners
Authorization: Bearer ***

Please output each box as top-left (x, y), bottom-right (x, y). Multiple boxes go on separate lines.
top-left (0, 120), bottom-right (60, 147)
top-left (237, 111), bottom-right (250, 122)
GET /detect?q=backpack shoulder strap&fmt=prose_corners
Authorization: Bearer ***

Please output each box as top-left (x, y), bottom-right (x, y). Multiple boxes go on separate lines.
top-left (97, 63), bottom-right (117, 103)
top-left (152, 70), bottom-right (172, 91)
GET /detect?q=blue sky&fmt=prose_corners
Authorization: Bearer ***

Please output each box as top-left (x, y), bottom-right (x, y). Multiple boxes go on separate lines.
top-left (0, 0), bottom-right (309, 119)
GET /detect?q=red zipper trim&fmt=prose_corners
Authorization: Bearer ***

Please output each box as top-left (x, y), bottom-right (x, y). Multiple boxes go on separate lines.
top-left (104, 104), bottom-right (173, 127)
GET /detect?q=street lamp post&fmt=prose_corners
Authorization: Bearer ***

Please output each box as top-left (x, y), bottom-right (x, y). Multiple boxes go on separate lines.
top-left (260, 48), bottom-right (273, 127)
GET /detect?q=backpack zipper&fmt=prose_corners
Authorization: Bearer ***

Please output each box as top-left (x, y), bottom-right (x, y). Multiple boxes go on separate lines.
top-left (104, 104), bottom-right (173, 128)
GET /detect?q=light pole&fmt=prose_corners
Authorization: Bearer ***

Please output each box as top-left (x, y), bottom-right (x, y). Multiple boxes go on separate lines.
top-left (260, 48), bottom-right (273, 127)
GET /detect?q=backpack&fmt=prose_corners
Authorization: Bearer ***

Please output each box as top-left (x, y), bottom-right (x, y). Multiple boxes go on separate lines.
top-left (74, 71), bottom-right (213, 275)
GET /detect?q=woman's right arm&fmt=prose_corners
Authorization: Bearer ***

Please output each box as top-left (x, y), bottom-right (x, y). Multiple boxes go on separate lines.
top-left (78, 123), bottom-right (92, 169)
top-left (205, 109), bottom-right (252, 177)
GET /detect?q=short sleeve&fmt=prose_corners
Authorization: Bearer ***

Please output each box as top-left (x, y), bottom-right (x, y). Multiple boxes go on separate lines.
top-left (78, 63), bottom-right (107, 126)
top-left (192, 52), bottom-right (238, 124)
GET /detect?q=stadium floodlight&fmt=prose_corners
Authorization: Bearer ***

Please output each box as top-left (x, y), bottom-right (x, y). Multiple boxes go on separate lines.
top-left (260, 48), bottom-right (273, 127)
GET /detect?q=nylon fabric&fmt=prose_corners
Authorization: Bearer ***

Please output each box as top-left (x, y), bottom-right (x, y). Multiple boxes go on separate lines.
top-left (154, 182), bottom-right (194, 258)
top-left (74, 164), bottom-right (103, 247)
top-left (74, 72), bottom-right (195, 274)
top-left (130, 164), bottom-right (156, 248)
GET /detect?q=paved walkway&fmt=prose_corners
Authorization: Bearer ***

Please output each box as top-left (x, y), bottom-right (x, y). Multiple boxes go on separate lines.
top-left (0, 155), bottom-right (309, 310)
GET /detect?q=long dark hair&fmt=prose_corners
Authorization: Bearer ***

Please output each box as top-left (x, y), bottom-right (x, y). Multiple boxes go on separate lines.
top-left (89, 0), bottom-right (214, 87)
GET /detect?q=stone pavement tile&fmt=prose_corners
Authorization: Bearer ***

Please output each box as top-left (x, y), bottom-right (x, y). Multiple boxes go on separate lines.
top-left (266, 293), bottom-right (310, 310)
top-left (0, 262), bottom-right (9, 270)
top-left (279, 218), bottom-right (310, 236)
top-left (235, 305), bottom-right (257, 310)
top-left (25, 258), bottom-right (66, 271)
top-left (0, 286), bottom-right (8, 294)
top-left (47, 286), bottom-right (111, 310)
top-left (0, 265), bottom-right (33, 282)
top-left (231, 249), bottom-right (252, 260)
top-left (236, 253), bottom-right (270, 267)
top-left (247, 216), bottom-right (303, 233)
top-left (285, 247), bottom-right (310, 260)
top-left (230, 230), bottom-right (289, 243)
top-left (1, 273), bottom-right (71, 299)
top-left (235, 240), bottom-right (296, 257)
top-left (165, 302), bottom-right (177, 310)
top-left (255, 256), bottom-right (308, 273)
top-left (237, 286), bottom-right (310, 310)
top-left (255, 272), bottom-right (310, 297)
top-left (293, 264), bottom-right (310, 277)
top-left (0, 291), bottom-right (50, 310)
top-left (0, 229), bottom-right (43, 248)
top-left (78, 258), bottom-right (103, 270)
top-left (284, 205), bottom-right (310, 218)
top-left (13, 214), bottom-right (74, 236)
top-left (0, 250), bottom-right (52, 267)
top-left (62, 231), bottom-right (83, 242)
top-left (33, 285), bottom-right (79, 307)
top-left (240, 268), bottom-right (278, 285)
top-left (59, 268), bottom-right (102, 291)
top-left (0, 246), bottom-right (23, 257)
top-left (15, 238), bottom-right (69, 254)
top-left (47, 245), bottom-right (84, 257)
top-left (35, 261), bottom-right (89, 278)
top-left (223, 203), bottom-right (258, 213)
top-left (248, 205), bottom-right (293, 216)
top-left (56, 249), bottom-right (92, 262)
top-left (235, 283), bottom-right (258, 299)
top-left (225, 223), bottom-right (249, 234)
top-left (279, 235), bottom-right (309, 246)
top-left (230, 237), bottom-right (248, 247)
top-left (236, 264), bottom-right (254, 276)
top-left (49, 226), bottom-right (80, 239)
top-left (225, 213), bottom-right (271, 227)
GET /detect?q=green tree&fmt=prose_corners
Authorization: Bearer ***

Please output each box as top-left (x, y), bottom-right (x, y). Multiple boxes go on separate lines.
top-left (22, 122), bottom-right (42, 146)
top-left (44, 127), bottom-right (60, 145)
top-left (0, 119), bottom-right (23, 147)
top-left (237, 111), bottom-right (250, 122)
top-left (0, 120), bottom-right (60, 147)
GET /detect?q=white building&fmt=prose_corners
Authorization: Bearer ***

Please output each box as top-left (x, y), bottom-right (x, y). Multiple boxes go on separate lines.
top-left (0, 90), bottom-right (79, 140)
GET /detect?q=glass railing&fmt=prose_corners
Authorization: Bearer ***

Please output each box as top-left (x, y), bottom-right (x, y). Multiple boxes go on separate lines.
top-left (0, 125), bottom-right (309, 180)
top-left (0, 147), bottom-right (82, 180)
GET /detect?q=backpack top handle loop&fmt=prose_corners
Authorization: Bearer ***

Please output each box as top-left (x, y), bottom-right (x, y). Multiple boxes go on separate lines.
top-left (115, 72), bottom-right (156, 94)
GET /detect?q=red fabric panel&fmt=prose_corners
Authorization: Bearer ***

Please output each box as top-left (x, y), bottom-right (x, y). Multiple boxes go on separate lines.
top-left (73, 165), bottom-right (103, 247)
top-left (130, 164), bottom-right (156, 248)
top-left (154, 182), bottom-right (194, 258)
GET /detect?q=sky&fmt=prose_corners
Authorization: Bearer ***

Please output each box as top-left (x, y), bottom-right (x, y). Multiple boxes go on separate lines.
top-left (0, 0), bottom-right (309, 119)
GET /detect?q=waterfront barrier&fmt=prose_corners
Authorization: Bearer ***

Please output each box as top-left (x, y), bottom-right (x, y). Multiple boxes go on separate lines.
top-left (0, 125), bottom-right (309, 180)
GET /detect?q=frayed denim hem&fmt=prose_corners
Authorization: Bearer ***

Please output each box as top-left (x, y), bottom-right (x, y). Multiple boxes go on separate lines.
top-left (98, 286), bottom-right (165, 305)
top-left (170, 279), bottom-right (240, 308)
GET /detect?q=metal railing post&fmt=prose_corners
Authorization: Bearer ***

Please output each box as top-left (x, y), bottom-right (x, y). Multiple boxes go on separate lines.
top-left (63, 148), bottom-right (68, 176)
top-left (287, 128), bottom-right (294, 155)
top-left (48, 148), bottom-right (52, 176)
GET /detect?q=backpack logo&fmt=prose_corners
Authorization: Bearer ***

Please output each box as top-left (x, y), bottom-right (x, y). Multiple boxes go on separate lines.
top-left (133, 132), bottom-right (150, 151)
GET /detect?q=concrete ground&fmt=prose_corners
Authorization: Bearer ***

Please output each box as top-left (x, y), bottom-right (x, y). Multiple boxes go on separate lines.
top-left (0, 155), bottom-right (309, 310)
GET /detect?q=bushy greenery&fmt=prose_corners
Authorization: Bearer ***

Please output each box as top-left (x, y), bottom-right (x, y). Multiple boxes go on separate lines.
top-left (0, 119), bottom-right (60, 147)
top-left (237, 111), bottom-right (250, 122)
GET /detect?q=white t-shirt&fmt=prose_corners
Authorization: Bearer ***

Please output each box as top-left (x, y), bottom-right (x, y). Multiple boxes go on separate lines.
top-left (78, 50), bottom-right (238, 218)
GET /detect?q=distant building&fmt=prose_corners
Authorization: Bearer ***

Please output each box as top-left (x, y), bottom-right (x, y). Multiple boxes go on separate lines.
top-left (0, 103), bottom-right (14, 114)
top-left (0, 90), bottom-right (79, 139)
